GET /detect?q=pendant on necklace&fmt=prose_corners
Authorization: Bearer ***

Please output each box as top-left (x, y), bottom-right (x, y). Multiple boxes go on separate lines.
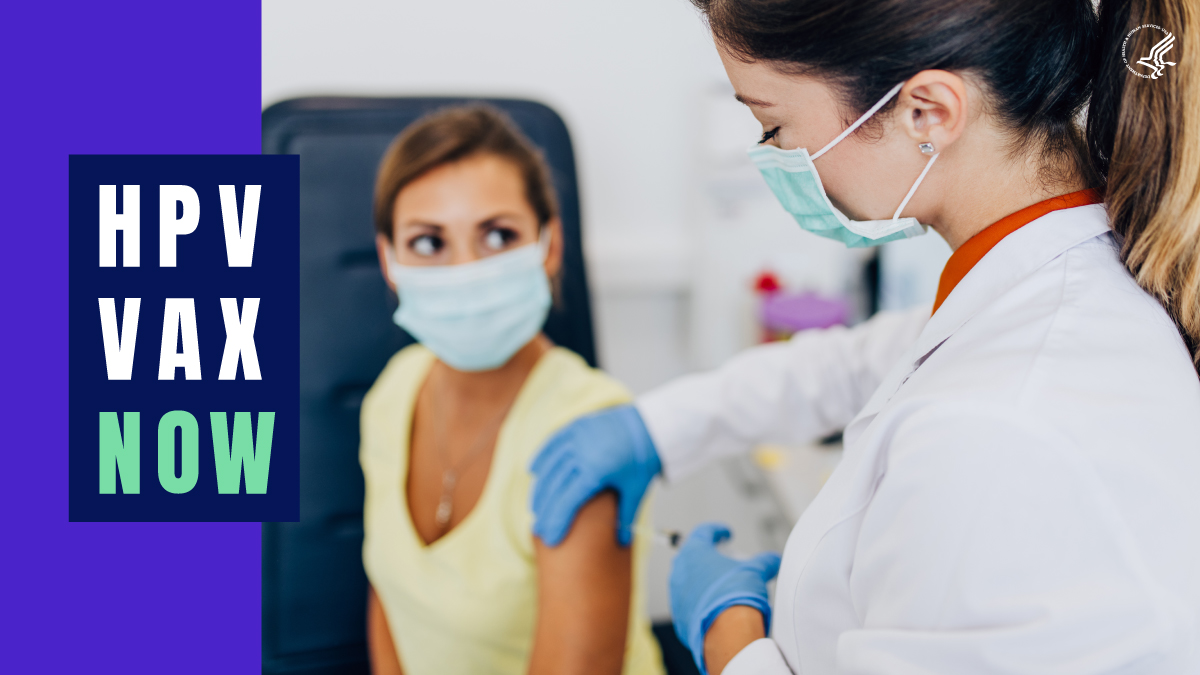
top-left (434, 471), bottom-right (457, 527)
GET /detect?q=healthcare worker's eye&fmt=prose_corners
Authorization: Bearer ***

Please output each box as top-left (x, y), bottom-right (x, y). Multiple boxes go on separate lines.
top-left (483, 227), bottom-right (518, 252)
top-left (409, 234), bottom-right (442, 257)
top-left (758, 127), bottom-right (781, 145)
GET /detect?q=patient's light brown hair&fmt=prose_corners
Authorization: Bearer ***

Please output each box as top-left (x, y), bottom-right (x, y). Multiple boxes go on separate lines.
top-left (374, 105), bottom-right (559, 243)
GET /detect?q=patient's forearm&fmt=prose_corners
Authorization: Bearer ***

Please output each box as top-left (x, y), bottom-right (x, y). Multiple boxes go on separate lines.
top-left (529, 492), bottom-right (631, 675)
top-left (367, 585), bottom-right (405, 675)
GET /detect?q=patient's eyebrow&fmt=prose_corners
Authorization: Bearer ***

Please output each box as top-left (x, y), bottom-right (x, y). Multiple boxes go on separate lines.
top-left (398, 220), bottom-right (443, 233)
top-left (474, 212), bottom-right (525, 229)
top-left (735, 93), bottom-right (775, 108)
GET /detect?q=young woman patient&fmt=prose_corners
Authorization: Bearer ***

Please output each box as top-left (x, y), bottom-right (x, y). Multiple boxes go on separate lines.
top-left (360, 105), bottom-right (664, 675)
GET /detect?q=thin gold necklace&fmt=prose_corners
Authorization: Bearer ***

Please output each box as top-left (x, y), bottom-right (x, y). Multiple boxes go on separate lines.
top-left (429, 373), bottom-right (516, 532)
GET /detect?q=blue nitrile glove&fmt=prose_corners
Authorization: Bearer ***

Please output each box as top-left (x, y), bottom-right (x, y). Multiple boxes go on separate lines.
top-left (530, 404), bottom-right (662, 547)
top-left (670, 523), bottom-right (782, 675)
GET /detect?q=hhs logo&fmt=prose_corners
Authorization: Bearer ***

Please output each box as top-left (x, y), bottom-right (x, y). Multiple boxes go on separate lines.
top-left (1123, 24), bottom-right (1178, 80)
top-left (69, 156), bottom-right (299, 522)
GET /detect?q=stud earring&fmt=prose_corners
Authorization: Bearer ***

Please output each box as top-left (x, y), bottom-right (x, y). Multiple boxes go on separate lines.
top-left (918, 142), bottom-right (936, 155)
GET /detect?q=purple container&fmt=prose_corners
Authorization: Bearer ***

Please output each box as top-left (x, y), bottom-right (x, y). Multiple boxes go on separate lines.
top-left (760, 291), bottom-right (849, 334)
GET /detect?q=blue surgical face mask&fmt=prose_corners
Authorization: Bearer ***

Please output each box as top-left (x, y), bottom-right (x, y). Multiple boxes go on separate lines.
top-left (386, 230), bottom-right (552, 372)
top-left (747, 82), bottom-right (940, 248)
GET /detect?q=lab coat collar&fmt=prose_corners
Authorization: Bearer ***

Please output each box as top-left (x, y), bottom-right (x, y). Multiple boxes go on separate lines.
top-left (853, 204), bottom-right (1111, 428)
top-left (914, 203), bottom-right (1110, 368)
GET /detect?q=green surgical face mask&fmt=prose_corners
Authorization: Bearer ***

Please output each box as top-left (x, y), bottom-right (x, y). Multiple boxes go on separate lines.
top-left (747, 82), bottom-right (940, 248)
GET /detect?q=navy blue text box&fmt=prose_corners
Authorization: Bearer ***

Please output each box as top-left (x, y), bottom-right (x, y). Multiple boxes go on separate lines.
top-left (69, 155), bottom-right (299, 522)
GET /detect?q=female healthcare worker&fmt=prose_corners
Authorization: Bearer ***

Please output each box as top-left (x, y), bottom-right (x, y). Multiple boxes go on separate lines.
top-left (530, 0), bottom-right (1200, 673)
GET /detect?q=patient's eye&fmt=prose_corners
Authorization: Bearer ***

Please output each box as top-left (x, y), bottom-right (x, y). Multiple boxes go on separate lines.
top-left (484, 227), bottom-right (518, 251)
top-left (758, 126), bottom-right (781, 145)
top-left (409, 234), bottom-right (442, 257)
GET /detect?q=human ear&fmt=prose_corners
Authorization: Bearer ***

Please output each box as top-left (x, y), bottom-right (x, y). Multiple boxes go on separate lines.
top-left (898, 70), bottom-right (968, 152)
top-left (542, 218), bottom-right (564, 280)
top-left (375, 233), bottom-right (396, 293)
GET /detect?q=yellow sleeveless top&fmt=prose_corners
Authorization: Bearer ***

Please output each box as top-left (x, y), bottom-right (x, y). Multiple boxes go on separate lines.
top-left (360, 344), bottom-right (664, 675)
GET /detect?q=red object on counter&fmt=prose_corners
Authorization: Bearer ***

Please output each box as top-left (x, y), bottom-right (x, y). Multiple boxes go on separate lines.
top-left (753, 270), bottom-right (850, 343)
top-left (754, 271), bottom-right (782, 294)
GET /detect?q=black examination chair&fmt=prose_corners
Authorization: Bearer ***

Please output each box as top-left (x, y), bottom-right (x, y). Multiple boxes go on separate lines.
top-left (261, 98), bottom-right (596, 675)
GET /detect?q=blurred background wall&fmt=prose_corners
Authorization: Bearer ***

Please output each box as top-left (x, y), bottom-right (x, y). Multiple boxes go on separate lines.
top-left (263, 0), bottom-right (950, 622)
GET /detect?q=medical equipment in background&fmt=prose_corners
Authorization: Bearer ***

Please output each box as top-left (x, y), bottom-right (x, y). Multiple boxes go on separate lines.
top-left (261, 97), bottom-right (597, 675)
top-left (753, 270), bottom-right (849, 343)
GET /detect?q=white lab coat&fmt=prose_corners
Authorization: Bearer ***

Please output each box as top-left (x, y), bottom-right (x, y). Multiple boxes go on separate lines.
top-left (638, 204), bottom-right (1200, 674)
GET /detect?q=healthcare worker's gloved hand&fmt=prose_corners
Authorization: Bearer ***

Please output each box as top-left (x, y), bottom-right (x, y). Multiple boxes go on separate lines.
top-left (670, 523), bottom-right (781, 675)
top-left (530, 404), bottom-right (661, 547)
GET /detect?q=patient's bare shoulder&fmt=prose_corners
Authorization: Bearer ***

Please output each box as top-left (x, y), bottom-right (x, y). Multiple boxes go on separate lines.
top-left (529, 492), bottom-right (631, 675)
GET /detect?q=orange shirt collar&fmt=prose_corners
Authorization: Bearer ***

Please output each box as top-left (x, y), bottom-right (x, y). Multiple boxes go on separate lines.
top-left (931, 188), bottom-right (1104, 315)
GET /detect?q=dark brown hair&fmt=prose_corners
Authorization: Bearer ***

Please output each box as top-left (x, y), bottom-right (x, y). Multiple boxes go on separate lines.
top-left (693, 0), bottom-right (1200, 373)
top-left (374, 105), bottom-right (559, 242)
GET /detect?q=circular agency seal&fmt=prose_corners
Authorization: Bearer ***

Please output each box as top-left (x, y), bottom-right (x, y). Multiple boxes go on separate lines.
top-left (1122, 24), bottom-right (1178, 80)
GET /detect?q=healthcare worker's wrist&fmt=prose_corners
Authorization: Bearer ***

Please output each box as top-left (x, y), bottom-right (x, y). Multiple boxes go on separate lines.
top-left (691, 594), bottom-right (770, 675)
top-left (702, 604), bottom-right (767, 675)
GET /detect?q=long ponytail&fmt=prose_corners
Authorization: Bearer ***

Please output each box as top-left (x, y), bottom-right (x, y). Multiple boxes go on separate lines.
top-left (1088, 0), bottom-right (1200, 373)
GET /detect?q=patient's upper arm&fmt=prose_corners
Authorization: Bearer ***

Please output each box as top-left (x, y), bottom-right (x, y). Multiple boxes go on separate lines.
top-left (528, 492), bottom-right (631, 675)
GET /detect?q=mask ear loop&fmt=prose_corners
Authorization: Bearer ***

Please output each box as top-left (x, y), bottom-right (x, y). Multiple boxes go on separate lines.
top-left (810, 81), bottom-right (905, 160)
top-left (891, 152), bottom-right (939, 220)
